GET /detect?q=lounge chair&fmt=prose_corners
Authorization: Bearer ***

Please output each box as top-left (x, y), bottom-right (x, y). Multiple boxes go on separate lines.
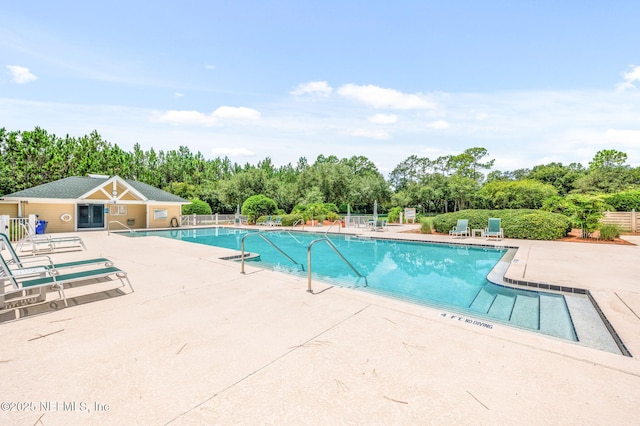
top-left (0, 251), bottom-right (133, 311)
top-left (256, 216), bottom-right (272, 226)
top-left (449, 219), bottom-right (470, 238)
top-left (16, 223), bottom-right (86, 253)
top-left (0, 233), bottom-right (111, 272)
top-left (485, 218), bottom-right (504, 241)
top-left (269, 217), bottom-right (283, 226)
top-left (372, 219), bottom-right (387, 231)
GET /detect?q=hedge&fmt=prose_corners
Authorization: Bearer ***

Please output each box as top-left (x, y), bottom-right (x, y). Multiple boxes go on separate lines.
top-left (432, 209), bottom-right (571, 240)
top-left (255, 213), bottom-right (304, 227)
top-left (603, 190), bottom-right (640, 211)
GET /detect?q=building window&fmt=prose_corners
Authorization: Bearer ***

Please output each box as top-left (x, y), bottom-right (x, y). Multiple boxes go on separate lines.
top-left (154, 209), bottom-right (168, 220)
top-left (110, 205), bottom-right (127, 215)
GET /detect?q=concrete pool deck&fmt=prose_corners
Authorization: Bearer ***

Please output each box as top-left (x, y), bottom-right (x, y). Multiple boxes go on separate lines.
top-left (1, 225), bottom-right (640, 425)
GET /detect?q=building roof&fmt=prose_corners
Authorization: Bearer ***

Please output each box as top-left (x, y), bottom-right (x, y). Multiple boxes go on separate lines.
top-left (4, 176), bottom-right (188, 203)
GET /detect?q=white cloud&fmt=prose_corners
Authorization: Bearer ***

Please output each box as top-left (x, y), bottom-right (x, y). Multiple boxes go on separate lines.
top-left (427, 120), bottom-right (450, 129)
top-left (212, 106), bottom-right (261, 120)
top-left (368, 113), bottom-right (398, 124)
top-left (348, 128), bottom-right (390, 140)
top-left (210, 147), bottom-right (255, 157)
top-left (290, 81), bottom-right (333, 96)
top-left (603, 128), bottom-right (640, 147)
top-left (337, 84), bottom-right (434, 109)
top-left (154, 106), bottom-right (260, 126)
top-left (155, 110), bottom-right (216, 126)
top-left (6, 65), bottom-right (38, 84)
top-left (615, 65), bottom-right (640, 92)
top-left (175, 92), bottom-right (185, 97)
top-left (205, 64), bottom-right (217, 70)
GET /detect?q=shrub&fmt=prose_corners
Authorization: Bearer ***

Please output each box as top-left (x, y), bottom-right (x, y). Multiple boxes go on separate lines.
top-left (432, 209), bottom-right (571, 240)
top-left (242, 194), bottom-right (278, 224)
top-left (420, 218), bottom-right (432, 234)
top-left (387, 206), bottom-right (403, 223)
top-left (182, 199), bottom-right (212, 215)
top-left (562, 194), bottom-right (610, 238)
top-left (505, 211), bottom-right (571, 240)
top-left (255, 213), bottom-right (304, 226)
top-left (599, 223), bottom-right (621, 240)
top-left (326, 211), bottom-right (339, 221)
top-left (603, 190), bottom-right (640, 211)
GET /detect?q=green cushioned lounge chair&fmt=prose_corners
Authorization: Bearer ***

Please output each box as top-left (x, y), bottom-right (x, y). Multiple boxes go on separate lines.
top-left (1, 233), bottom-right (111, 272)
top-left (485, 218), bottom-right (504, 241)
top-left (0, 252), bottom-right (133, 311)
top-left (449, 219), bottom-right (470, 238)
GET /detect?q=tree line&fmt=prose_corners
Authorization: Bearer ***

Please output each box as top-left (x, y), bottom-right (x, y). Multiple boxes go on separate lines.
top-left (1, 127), bottom-right (639, 214)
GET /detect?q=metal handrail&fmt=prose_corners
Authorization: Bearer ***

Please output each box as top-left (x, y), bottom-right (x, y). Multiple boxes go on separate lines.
top-left (108, 220), bottom-right (135, 235)
top-left (241, 232), bottom-right (304, 274)
top-left (307, 237), bottom-right (367, 293)
top-left (324, 220), bottom-right (342, 234)
top-left (292, 218), bottom-right (304, 229)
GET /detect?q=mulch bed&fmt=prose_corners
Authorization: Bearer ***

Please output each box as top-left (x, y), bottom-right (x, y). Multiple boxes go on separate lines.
top-left (400, 228), bottom-right (637, 245)
top-left (557, 229), bottom-right (636, 245)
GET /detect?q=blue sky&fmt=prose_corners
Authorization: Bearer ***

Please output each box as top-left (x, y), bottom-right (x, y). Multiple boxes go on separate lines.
top-left (1, 1), bottom-right (639, 176)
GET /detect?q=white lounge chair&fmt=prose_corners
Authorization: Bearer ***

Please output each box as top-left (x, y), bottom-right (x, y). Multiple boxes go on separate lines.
top-left (16, 223), bottom-right (86, 253)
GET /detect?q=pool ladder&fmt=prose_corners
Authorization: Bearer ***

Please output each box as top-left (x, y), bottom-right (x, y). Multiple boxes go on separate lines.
top-left (307, 237), bottom-right (367, 293)
top-left (240, 232), bottom-right (304, 273)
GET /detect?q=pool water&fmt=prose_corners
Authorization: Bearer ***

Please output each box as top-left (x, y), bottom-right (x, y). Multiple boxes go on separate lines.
top-left (124, 227), bottom-right (577, 341)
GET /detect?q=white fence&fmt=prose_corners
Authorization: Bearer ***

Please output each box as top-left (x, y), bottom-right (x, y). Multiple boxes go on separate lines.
top-left (0, 215), bottom-right (36, 242)
top-left (601, 211), bottom-right (638, 232)
top-left (180, 214), bottom-right (246, 227)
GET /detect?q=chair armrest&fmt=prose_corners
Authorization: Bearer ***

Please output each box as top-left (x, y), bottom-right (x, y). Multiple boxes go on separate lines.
top-left (15, 255), bottom-right (54, 268)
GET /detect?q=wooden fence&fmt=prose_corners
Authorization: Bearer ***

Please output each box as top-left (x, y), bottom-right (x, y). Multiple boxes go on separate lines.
top-left (601, 211), bottom-right (638, 232)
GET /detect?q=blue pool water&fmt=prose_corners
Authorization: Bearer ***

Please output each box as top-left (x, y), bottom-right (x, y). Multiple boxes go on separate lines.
top-left (124, 227), bottom-right (577, 341)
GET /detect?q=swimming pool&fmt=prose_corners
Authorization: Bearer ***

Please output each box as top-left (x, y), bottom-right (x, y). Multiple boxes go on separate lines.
top-left (124, 227), bottom-right (583, 342)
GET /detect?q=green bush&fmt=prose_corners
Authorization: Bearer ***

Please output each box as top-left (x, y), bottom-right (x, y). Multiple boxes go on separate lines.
top-left (182, 199), bottom-right (212, 215)
top-left (387, 206), bottom-right (403, 223)
top-left (599, 223), bottom-right (621, 240)
top-left (432, 209), bottom-right (571, 240)
top-left (242, 194), bottom-right (278, 224)
top-left (325, 211), bottom-right (339, 221)
top-left (420, 218), bottom-right (432, 234)
top-left (255, 213), bottom-right (304, 226)
top-left (603, 190), bottom-right (640, 211)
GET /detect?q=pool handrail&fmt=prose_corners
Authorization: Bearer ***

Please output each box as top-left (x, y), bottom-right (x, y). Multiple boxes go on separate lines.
top-left (307, 237), bottom-right (368, 293)
top-left (324, 220), bottom-right (342, 234)
top-left (107, 220), bottom-right (135, 235)
top-left (241, 232), bottom-right (304, 274)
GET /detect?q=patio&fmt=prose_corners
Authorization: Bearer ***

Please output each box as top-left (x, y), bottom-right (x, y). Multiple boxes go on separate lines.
top-left (1, 227), bottom-right (639, 424)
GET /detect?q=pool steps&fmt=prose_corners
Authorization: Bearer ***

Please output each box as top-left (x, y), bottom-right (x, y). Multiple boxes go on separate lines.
top-left (468, 285), bottom-right (575, 341)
